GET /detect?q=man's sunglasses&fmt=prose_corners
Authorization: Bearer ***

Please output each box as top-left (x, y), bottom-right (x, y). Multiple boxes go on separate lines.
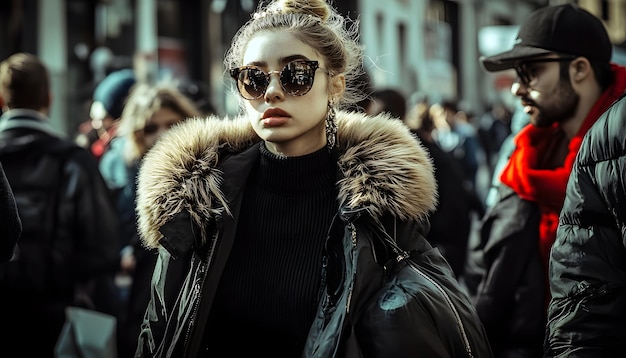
top-left (230, 60), bottom-right (328, 100)
top-left (514, 56), bottom-right (576, 85)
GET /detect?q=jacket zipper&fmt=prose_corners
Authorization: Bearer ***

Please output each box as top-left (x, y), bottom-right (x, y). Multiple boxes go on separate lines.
top-left (406, 260), bottom-right (474, 358)
top-left (345, 222), bottom-right (358, 314)
top-left (182, 227), bottom-right (220, 356)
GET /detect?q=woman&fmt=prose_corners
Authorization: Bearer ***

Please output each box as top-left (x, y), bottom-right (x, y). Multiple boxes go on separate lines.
top-left (98, 83), bottom-right (201, 357)
top-left (135, 0), bottom-right (492, 356)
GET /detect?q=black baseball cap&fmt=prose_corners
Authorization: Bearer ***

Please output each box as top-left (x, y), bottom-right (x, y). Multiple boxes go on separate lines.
top-left (481, 4), bottom-right (612, 72)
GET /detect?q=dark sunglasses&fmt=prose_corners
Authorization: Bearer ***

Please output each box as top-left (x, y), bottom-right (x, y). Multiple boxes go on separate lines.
top-left (229, 60), bottom-right (328, 100)
top-left (514, 56), bottom-right (576, 85)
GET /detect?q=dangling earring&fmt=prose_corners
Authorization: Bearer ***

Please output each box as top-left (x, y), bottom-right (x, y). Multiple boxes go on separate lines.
top-left (325, 100), bottom-right (337, 152)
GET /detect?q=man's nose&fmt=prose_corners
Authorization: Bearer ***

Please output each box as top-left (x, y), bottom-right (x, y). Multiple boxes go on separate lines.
top-left (511, 81), bottom-right (527, 97)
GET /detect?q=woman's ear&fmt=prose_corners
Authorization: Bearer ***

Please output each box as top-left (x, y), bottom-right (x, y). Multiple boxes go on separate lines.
top-left (329, 74), bottom-right (346, 102)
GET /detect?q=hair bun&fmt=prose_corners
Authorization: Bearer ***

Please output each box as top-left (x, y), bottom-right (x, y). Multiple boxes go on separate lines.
top-left (266, 0), bottom-right (330, 22)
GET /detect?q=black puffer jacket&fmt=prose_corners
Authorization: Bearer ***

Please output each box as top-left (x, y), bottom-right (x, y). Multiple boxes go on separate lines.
top-left (546, 94), bottom-right (626, 357)
top-left (135, 111), bottom-right (493, 357)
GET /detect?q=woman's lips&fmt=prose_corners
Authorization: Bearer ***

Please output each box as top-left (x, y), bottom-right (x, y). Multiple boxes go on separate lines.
top-left (262, 108), bottom-right (290, 126)
top-left (262, 116), bottom-right (289, 126)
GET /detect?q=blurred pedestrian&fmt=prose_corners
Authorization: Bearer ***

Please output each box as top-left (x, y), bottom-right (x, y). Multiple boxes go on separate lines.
top-left (75, 68), bottom-right (136, 160)
top-left (545, 93), bottom-right (626, 357)
top-left (478, 102), bottom-right (512, 177)
top-left (0, 52), bottom-right (121, 357)
top-left (364, 87), bottom-right (407, 120)
top-left (98, 82), bottom-right (202, 357)
top-left (431, 99), bottom-right (485, 194)
top-left (367, 88), bottom-right (478, 278)
top-left (0, 161), bottom-right (21, 262)
top-left (462, 105), bottom-right (530, 297)
top-left (176, 79), bottom-right (216, 116)
top-left (463, 4), bottom-right (626, 357)
top-left (481, 103), bottom-right (530, 209)
top-left (408, 99), bottom-right (484, 278)
top-left (134, 0), bottom-right (492, 356)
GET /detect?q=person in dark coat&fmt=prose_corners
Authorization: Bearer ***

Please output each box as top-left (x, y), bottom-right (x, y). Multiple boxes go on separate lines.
top-left (133, 0), bottom-right (493, 356)
top-left (430, 100), bottom-right (485, 194)
top-left (463, 4), bottom-right (626, 357)
top-left (0, 161), bottom-right (21, 262)
top-left (0, 52), bottom-right (121, 357)
top-left (545, 93), bottom-right (626, 357)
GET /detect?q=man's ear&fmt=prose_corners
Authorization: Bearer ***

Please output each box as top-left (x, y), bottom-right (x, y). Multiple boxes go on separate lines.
top-left (329, 73), bottom-right (345, 102)
top-left (571, 57), bottom-right (591, 83)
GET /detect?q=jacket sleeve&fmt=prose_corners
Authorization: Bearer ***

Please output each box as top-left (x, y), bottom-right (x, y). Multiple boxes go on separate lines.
top-left (136, 247), bottom-right (172, 357)
top-left (353, 252), bottom-right (493, 358)
top-left (472, 187), bottom-right (543, 343)
top-left (353, 217), bottom-right (493, 358)
top-left (355, 297), bottom-right (452, 357)
top-left (0, 161), bottom-right (21, 263)
top-left (135, 212), bottom-right (200, 357)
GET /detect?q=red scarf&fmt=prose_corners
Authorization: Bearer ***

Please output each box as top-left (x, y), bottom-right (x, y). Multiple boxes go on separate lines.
top-left (500, 64), bottom-right (626, 293)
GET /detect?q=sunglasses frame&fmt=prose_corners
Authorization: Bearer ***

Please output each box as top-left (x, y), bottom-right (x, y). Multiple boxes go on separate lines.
top-left (229, 60), bottom-right (326, 100)
top-left (514, 56), bottom-right (577, 86)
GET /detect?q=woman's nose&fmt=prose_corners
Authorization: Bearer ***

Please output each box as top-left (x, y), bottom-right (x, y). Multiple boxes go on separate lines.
top-left (264, 72), bottom-right (284, 102)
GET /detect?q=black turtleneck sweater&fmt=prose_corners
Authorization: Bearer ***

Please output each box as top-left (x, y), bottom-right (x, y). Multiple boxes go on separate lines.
top-left (205, 143), bottom-right (338, 356)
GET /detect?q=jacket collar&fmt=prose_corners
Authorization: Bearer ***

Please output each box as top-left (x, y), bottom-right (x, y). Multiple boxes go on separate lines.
top-left (136, 111), bottom-right (437, 248)
top-left (0, 109), bottom-right (65, 138)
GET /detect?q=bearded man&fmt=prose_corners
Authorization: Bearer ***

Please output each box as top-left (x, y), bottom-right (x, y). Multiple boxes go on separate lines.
top-left (463, 4), bottom-right (626, 357)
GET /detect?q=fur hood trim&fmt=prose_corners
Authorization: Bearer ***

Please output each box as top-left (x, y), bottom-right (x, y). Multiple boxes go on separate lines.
top-left (137, 111), bottom-right (437, 248)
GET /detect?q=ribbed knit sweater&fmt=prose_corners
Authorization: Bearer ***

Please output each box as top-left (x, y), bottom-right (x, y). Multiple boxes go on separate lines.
top-left (205, 142), bottom-right (338, 355)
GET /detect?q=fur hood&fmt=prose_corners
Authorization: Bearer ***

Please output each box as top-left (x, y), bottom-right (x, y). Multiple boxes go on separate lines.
top-left (136, 111), bottom-right (437, 248)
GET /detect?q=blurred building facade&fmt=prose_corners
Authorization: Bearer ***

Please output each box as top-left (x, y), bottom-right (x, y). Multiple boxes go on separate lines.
top-left (1, 0), bottom-right (625, 134)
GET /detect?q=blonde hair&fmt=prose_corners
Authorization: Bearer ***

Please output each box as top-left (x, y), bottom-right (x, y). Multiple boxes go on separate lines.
top-left (117, 82), bottom-right (201, 164)
top-left (224, 0), bottom-right (364, 109)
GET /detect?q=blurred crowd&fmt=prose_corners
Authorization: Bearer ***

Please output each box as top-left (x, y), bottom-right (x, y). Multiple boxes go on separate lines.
top-left (0, 52), bottom-right (216, 357)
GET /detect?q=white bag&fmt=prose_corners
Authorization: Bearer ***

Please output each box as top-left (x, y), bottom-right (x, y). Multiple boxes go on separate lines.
top-left (54, 306), bottom-right (117, 358)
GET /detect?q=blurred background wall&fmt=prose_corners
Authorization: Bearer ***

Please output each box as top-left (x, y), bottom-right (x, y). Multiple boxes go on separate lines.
top-left (1, 0), bottom-right (625, 136)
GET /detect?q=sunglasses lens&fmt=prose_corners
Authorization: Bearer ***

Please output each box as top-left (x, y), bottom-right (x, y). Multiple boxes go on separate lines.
top-left (515, 66), bottom-right (529, 85)
top-left (281, 61), bottom-right (315, 96)
top-left (238, 68), bottom-right (268, 99)
top-left (231, 60), bottom-right (320, 99)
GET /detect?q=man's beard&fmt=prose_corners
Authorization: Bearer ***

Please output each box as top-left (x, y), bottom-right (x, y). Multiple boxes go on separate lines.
top-left (532, 77), bottom-right (579, 128)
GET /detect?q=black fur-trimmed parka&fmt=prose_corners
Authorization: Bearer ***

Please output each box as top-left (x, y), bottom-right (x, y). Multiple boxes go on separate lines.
top-left (134, 111), bottom-right (493, 357)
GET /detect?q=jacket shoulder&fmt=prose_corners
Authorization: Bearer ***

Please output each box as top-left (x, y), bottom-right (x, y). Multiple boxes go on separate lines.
top-left (577, 93), bottom-right (626, 166)
top-left (137, 116), bottom-right (258, 248)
